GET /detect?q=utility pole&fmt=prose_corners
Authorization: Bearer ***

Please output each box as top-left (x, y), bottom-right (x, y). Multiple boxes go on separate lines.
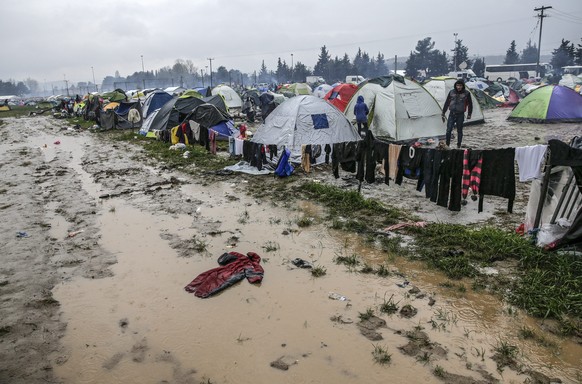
top-left (207, 58), bottom-right (214, 88)
top-left (64, 74), bottom-right (69, 97)
top-left (534, 5), bottom-right (552, 77)
top-left (201, 69), bottom-right (205, 87)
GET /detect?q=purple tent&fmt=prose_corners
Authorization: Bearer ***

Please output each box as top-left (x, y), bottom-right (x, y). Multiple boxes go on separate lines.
top-left (508, 85), bottom-right (582, 123)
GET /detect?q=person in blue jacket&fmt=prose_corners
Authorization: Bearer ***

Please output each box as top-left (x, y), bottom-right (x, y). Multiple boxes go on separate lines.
top-left (353, 95), bottom-right (369, 135)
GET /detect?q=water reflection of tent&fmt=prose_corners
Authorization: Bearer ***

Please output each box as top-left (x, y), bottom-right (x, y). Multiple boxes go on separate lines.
top-left (324, 83), bottom-right (358, 112)
top-left (251, 95), bottom-right (360, 153)
top-left (508, 85), bottom-right (582, 123)
top-left (423, 77), bottom-right (484, 125)
top-left (344, 75), bottom-right (446, 141)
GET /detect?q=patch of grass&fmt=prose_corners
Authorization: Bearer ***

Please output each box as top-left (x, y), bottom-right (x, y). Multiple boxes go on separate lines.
top-left (238, 210), bottom-right (250, 224)
top-left (376, 264), bottom-right (390, 277)
top-left (358, 307), bottom-right (375, 321)
top-left (296, 217), bottom-right (313, 227)
top-left (433, 365), bottom-right (445, 378)
top-left (371, 344), bottom-right (391, 365)
top-left (518, 326), bottom-right (535, 340)
top-left (416, 351), bottom-right (432, 365)
top-left (334, 253), bottom-right (360, 267)
top-left (192, 235), bottom-right (208, 253)
top-left (379, 294), bottom-right (400, 314)
top-left (261, 241), bottom-right (279, 252)
top-left (359, 263), bottom-right (375, 274)
top-left (310, 265), bottom-right (327, 277)
top-left (494, 340), bottom-right (518, 359)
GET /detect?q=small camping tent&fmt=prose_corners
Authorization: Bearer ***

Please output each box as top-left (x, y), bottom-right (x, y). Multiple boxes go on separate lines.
top-left (324, 83), bottom-right (358, 112)
top-left (423, 77), bottom-right (485, 125)
top-left (344, 75), bottom-right (446, 141)
top-left (507, 85), bottom-right (582, 123)
top-left (211, 85), bottom-right (243, 110)
top-left (313, 84), bottom-right (333, 98)
top-left (251, 95), bottom-right (361, 153)
top-left (141, 90), bottom-right (173, 118)
top-left (277, 83), bottom-right (312, 97)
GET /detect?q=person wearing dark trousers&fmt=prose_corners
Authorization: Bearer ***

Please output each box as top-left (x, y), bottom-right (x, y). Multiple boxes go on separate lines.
top-left (442, 80), bottom-right (472, 148)
top-left (353, 95), bottom-right (369, 135)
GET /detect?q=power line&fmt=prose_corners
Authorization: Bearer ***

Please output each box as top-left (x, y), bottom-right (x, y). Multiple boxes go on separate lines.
top-left (550, 8), bottom-right (582, 22)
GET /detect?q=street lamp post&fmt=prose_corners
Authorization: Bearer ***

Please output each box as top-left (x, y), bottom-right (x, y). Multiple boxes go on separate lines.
top-left (91, 66), bottom-right (97, 92)
top-left (207, 58), bottom-right (214, 88)
top-left (141, 55), bottom-right (146, 89)
top-left (453, 33), bottom-right (458, 71)
top-left (291, 53), bottom-right (294, 82)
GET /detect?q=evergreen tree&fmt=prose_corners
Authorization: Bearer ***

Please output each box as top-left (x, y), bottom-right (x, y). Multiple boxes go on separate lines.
top-left (314, 45), bottom-right (331, 78)
top-left (405, 37), bottom-right (445, 78)
top-left (520, 40), bottom-right (538, 64)
top-left (375, 52), bottom-right (388, 76)
top-left (450, 39), bottom-right (471, 71)
top-left (472, 58), bottom-right (485, 77)
top-left (504, 40), bottom-right (520, 64)
top-left (551, 39), bottom-right (575, 74)
top-left (575, 38), bottom-right (582, 65)
top-left (275, 58), bottom-right (290, 83)
top-left (216, 66), bottom-right (229, 84)
top-left (258, 60), bottom-right (269, 83)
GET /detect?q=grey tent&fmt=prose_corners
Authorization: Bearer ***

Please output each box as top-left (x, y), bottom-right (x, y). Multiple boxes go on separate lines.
top-left (251, 95), bottom-right (361, 153)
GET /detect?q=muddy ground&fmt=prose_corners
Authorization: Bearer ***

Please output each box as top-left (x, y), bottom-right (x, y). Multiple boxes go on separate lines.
top-left (0, 109), bottom-right (580, 384)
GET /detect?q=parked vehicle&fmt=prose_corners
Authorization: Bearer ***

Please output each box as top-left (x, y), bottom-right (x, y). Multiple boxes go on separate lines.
top-left (306, 76), bottom-right (325, 84)
top-left (345, 75), bottom-right (365, 85)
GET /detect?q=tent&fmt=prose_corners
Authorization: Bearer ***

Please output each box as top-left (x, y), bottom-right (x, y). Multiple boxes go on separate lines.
top-left (211, 84), bottom-right (243, 110)
top-left (277, 83), bottom-right (312, 97)
top-left (313, 84), bottom-right (333, 98)
top-left (507, 85), bottom-right (582, 123)
top-left (251, 95), bottom-right (361, 153)
top-left (101, 89), bottom-right (127, 102)
top-left (559, 74), bottom-right (582, 91)
top-left (324, 83), bottom-right (358, 112)
top-left (140, 94), bottom-right (206, 133)
top-left (141, 90), bottom-right (173, 118)
top-left (423, 77), bottom-right (485, 125)
top-left (344, 75), bottom-right (446, 142)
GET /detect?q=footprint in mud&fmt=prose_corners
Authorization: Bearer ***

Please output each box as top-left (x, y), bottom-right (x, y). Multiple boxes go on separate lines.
top-left (131, 338), bottom-right (149, 363)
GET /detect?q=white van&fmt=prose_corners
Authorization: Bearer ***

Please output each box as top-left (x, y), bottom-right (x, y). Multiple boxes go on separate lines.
top-left (345, 75), bottom-right (365, 85)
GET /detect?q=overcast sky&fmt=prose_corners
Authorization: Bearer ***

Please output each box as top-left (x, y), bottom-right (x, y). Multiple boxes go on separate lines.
top-left (1, 0), bottom-right (580, 87)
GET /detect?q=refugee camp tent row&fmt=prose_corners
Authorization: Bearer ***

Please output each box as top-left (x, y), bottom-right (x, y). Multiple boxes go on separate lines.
top-left (422, 77), bottom-right (485, 125)
top-left (344, 75), bottom-right (446, 142)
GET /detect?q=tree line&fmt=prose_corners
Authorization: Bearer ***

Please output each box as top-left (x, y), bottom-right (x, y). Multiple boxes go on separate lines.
top-left (2, 36), bottom-right (581, 97)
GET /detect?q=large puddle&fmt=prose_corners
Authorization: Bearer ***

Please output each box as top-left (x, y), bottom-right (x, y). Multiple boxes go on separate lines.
top-left (38, 115), bottom-right (580, 383)
top-left (51, 180), bottom-right (582, 383)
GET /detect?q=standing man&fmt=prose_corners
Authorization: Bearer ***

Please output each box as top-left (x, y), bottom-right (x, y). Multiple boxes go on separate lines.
top-left (353, 95), bottom-right (369, 135)
top-left (442, 80), bottom-right (472, 148)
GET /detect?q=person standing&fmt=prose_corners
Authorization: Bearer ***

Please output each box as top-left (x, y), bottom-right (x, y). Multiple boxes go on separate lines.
top-left (353, 95), bottom-right (369, 135)
top-left (442, 80), bottom-right (472, 148)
